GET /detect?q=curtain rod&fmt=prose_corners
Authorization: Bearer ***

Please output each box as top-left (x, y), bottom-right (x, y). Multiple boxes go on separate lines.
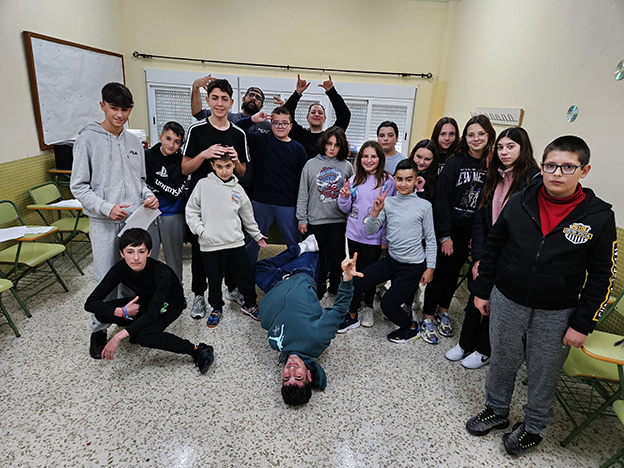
top-left (132, 51), bottom-right (433, 79)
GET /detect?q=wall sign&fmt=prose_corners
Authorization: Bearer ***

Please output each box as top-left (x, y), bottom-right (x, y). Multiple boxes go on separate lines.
top-left (471, 107), bottom-right (524, 126)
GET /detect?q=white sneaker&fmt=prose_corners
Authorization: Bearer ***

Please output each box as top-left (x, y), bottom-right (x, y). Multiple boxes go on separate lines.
top-left (445, 343), bottom-right (468, 361)
top-left (298, 234), bottom-right (319, 254)
top-left (360, 306), bottom-right (374, 327)
top-left (190, 295), bottom-right (206, 319)
top-left (461, 351), bottom-right (491, 369)
top-left (224, 288), bottom-right (245, 306)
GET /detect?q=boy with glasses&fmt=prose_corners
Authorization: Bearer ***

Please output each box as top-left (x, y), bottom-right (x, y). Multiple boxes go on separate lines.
top-left (236, 107), bottom-right (308, 262)
top-left (465, 136), bottom-right (617, 456)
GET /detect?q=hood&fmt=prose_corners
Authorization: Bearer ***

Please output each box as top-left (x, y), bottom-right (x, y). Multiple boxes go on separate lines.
top-left (207, 171), bottom-right (239, 187)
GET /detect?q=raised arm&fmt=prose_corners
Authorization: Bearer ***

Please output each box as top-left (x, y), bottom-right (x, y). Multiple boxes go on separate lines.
top-left (191, 75), bottom-right (215, 118)
top-left (321, 76), bottom-right (351, 130)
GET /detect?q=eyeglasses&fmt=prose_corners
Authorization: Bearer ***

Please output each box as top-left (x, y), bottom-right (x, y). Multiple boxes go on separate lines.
top-left (271, 122), bottom-right (291, 128)
top-left (245, 92), bottom-right (264, 102)
top-left (541, 163), bottom-right (584, 175)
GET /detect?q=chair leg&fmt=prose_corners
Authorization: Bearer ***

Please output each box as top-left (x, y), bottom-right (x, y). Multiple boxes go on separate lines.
top-left (8, 287), bottom-right (31, 317)
top-left (46, 259), bottom-right (69, 292)
top-left (0, 295), bottom-right (20, 337)
top-left (64, 247), bottom-right (85, 275)
top-left (599, 448), bottom-right (624, 468)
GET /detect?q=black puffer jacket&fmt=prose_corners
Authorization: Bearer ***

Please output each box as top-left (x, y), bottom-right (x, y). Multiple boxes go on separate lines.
top-left (473, 183), bottom-right (617, 335)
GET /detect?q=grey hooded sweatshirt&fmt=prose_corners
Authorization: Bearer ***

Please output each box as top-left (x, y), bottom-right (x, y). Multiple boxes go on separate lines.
top-left (70, 122), bottom-right (153, 220)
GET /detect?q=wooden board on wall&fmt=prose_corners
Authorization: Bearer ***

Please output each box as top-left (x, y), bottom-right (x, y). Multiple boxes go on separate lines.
top-left (23, 31), bottom-right (125, 150)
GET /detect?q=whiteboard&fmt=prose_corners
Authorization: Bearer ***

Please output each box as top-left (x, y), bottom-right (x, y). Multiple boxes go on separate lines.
top-left (24, 32), bottom-right (125, 149)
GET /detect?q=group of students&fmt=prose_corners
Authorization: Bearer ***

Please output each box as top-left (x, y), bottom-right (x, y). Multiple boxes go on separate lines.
top-left (70, 77), bottom-right (616, 457)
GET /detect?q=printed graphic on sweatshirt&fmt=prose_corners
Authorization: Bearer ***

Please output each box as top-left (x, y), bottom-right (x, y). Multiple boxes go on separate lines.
top-left (231, 191), bottom-right (240, 204)
top-left (563, 223), bottom-right (593, 244)
top-left (269, 324), bottom-right (285, 351)
top-left (349, 206), bottom-right (359, 220)
top-left (156, 166), bottom-right (168, 178)
top-left (455, 168), bottom-right (486, 218)
top-left (363, 207), bottom-right (373, 225)
top-left (317, 166), bottom-right (343, 202)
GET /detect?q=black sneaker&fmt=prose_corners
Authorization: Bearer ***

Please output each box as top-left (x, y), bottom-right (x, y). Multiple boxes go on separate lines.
top-left (89, 331), bottom-right (107, 360)
top-left (387, 326), bottom-right (419, 343)
top-left (502, 422), bottom-right (542, 456)
top-left (337, 314), bottom-right (360, 334)
top-left (193, 343), bottom-right (214, 374)
top-left (466, 406), bottom-right (510, 436)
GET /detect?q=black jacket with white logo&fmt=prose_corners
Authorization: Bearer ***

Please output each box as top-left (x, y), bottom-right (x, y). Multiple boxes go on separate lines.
top-left (473, 183), bottom-right (617, 335)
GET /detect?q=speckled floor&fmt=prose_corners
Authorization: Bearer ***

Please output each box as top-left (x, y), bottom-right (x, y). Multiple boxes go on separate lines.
top-left (1, 245), bottom-right (623, 467)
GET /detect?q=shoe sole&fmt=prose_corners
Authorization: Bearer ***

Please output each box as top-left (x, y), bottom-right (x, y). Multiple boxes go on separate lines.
top-left (461, 359), bottom-right (491, 369)
top-left (337, 322), bottom-right (360, 334)
top-left (445, 352), bottom-right (469, 361)
top-left (466, 420), bottom-right (510, 436)
top-left (388, 334), bottom-right (419, 344)
top-left (241, 308), bottom-right (260, 321)
top-left (361, 321), bottom-right (374, 327)
top-left (190, 313), bottom-right (206, 319)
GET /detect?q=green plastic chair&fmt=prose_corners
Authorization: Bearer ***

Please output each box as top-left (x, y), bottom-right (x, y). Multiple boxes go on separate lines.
top-left (28, 182), bottom-right (90, 275)
top-left (0, 279), bottom-right (20, 337)
top-left (557, 289), bottom-right (624, 446)
top-left (599, 400), bottom-right (624, 467)
top-left (0, 200), bottom-right (68, 315)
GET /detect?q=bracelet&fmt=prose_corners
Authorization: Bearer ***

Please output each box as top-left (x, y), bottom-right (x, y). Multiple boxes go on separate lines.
top-left (439, 236), bottom-right (451, 244)
top-left (122, 306), bottom-right (128, 320)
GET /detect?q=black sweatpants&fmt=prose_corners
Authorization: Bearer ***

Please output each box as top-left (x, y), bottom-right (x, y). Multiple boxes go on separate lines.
top-left (349, 255), bottom-right (426, 328)
top-left (202, 246), bottom-right (256, 310)
top-left (94, 298), bottom-right (194, 355)
top-left (190, 232), bottom-right (237, 296)
top-left (347, 239), bottom-right (382, 306)
top-left (308, 222), bottom-right (346, 298)
top-left (458, 293), bottom-right (491, 356)
top-left (423, 224), bottom-right (472, 316)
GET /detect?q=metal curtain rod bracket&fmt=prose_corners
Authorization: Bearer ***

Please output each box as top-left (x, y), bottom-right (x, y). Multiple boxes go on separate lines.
top-left (132, 51), bottom-right (433, 79)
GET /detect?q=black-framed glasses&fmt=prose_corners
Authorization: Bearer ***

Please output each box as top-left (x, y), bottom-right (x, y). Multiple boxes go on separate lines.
top-left (245, 92), bottom-right (264, 102)
top-left (271, 122), bottom-right (291, 128)
top-left (541, 163), bottom-right (583, 175)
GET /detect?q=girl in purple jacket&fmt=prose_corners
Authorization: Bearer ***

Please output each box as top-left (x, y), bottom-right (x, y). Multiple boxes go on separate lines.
top-left (337, 141), bottom-right (396, 329)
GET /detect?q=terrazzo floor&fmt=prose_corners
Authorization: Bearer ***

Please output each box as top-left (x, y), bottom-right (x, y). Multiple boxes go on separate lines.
top-left (1, 245), bottom-right (623, 467)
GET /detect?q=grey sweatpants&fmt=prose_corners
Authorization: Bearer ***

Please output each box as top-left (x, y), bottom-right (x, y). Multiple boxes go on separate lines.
top-left (150, 213), bottom-right (185, 282)
top-left (88, 218), bottom-right (158, 333)
top-left (485, 286), bottom-right (574, 434)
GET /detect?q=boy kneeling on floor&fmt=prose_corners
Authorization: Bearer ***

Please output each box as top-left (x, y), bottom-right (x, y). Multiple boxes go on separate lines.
top-left (86, 228), bottom-right (214, 374)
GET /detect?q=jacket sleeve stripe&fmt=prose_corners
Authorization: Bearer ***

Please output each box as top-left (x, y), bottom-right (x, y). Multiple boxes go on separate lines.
top-left (592, 240), bottom-right (618, 322)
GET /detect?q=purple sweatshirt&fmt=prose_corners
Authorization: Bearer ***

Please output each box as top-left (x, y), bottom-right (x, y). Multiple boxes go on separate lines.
top-left (338, 174), bottom-right (396, 245)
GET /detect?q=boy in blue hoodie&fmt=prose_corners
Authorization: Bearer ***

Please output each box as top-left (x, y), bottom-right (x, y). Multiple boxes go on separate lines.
top-left (256, 236), bottom-right (362, 406)
top-left (71, 82), bottom-right (159, 359)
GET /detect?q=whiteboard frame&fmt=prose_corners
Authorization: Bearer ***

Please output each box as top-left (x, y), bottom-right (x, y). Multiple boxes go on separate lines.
top-left (23, 31), bottom-right (125, 150)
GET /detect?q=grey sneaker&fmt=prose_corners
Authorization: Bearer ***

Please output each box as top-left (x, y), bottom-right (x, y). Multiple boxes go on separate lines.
top-left (190, 295), bottom-right (207, 319)
top-left (225, 288), bottom-right (245, 306)
top-left (466, 406), bottom-right (510, 436)
top-left (502, 422), bottom-right (542, 456)
top-left (360, 306), bottom-right (374, 327)
top-left (434, 312), bottom-right (453, 337)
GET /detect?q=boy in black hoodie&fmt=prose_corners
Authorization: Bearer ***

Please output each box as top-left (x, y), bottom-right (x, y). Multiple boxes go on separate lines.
top-left (465, 136), bottom-right (617, 456)
top-left (145, 121), bottom-right (188, 282)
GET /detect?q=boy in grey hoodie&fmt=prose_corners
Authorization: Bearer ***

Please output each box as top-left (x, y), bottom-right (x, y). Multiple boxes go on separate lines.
top-left (185, 156), bottom-right (267, 327)
top-left (70, 83), bottom-right (159, 359)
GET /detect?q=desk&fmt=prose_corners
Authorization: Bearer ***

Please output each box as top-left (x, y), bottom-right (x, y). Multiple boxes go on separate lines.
top-left (49, 169), bottom-right (71, 187)
top-left (561, 330), bottom-right (624, 445)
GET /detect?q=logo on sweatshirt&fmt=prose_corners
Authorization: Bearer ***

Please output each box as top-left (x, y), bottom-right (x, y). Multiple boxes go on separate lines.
top-left (130, 150), bottom-right (138, 155)
top-left (317, 166), bottom-right (343, 202)
top-left (563, 223), bottom-right (593, 245)
top-left (231, 191), bottom-right (240, 204)
top-left (269, 324), bottom-right (285, 351)
top-left (156, 166), bottom-right (168, 178)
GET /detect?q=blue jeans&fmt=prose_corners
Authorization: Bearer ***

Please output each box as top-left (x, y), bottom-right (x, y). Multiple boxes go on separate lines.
top-left (255, 246), bottom-right (319, 293)
top-left (246, 202), bottom-right (301, 263)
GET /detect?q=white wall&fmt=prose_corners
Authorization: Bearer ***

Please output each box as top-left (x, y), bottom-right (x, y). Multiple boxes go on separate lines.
top-left (444, 0), bottom-right (624, 217)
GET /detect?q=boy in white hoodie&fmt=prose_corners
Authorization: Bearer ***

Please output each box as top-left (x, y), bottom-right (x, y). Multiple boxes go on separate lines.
top-left (185, 155), bottom-right (267, 327)
top-left (70, 82), bottom-right (159, 359)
